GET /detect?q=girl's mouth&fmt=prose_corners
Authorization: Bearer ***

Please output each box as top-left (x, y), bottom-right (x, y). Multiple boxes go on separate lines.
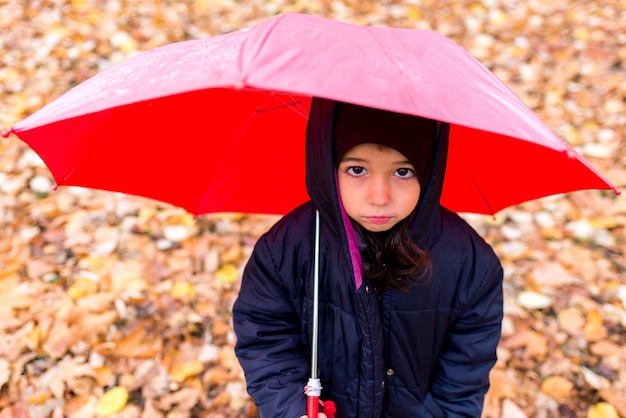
top-left (366, 216), bottom-right (392, 225)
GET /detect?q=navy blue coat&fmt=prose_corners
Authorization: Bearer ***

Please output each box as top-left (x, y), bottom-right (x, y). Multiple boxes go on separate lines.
top-left (233, 99), bottom-right (503, 417)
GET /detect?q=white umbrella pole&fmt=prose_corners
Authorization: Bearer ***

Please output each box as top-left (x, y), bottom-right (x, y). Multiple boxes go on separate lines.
top-left (306, 209), bottom-right (322, 417)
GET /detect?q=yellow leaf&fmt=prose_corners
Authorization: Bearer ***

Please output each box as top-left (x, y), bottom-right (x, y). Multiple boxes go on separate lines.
top-left (589, 217), bottom-right (624, 229)
top-left (408, 6), bottom-right (422, 21)
top-left (489, 10), bottom-right (509, 26)
top-left (170, 360), bottom-right (204, 383)
top-left (97, 386), bottom-right (128, 417)
top-left (78, 255), bottom-right (117, 275)
top-left (193, 0), bottom-right (209, 14)
top-left (48, 24), bottom-right (70, 37)
top-left (587, 402), bottom-right (619, 418)
top-left (26, 392), bottom-right (52, 405)
top-left (469, 3), bottom-right (487, 14)
top-left (215, 264), bottom-right (238, 284)
top-left (86, 10), bottom-right (101, 24)
top-left (170, 280), bottom-right (196, 301)
top-left (0, 68), bottom-right (20, 84)
top-left (574, 27), bottom-right (590, 42)
top-left (26, 324), bottom-right (41, 350)
top-left (168, 213), bottom-right (196, 226)
top-left (220, 245), bottom-right (243, 264)
top-left (68, 277), bottom-right (98, 300)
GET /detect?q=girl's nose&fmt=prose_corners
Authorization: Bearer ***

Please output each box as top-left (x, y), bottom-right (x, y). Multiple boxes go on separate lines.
top-left (367, 177), bottom-right (391, 206)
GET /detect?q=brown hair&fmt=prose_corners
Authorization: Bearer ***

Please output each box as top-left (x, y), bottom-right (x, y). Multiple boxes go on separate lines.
top-left (354, 218), bottom-right (432, 292)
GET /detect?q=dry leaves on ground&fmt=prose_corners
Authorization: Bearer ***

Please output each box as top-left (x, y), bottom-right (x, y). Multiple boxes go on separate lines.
top-left (1, 0), bottom-right (625, 417)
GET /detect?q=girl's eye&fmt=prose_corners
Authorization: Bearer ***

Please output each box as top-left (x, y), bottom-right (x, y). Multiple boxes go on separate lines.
top-left (346, 166), bottom-right (366, 176)
top-left (395, 168), bottom-right (415, 179)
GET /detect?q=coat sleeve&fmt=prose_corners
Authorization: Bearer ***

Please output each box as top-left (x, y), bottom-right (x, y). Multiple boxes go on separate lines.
top-left (425, 249), bottom-right (504, 417)
top-left (232, 234), bottom-right (309, 418)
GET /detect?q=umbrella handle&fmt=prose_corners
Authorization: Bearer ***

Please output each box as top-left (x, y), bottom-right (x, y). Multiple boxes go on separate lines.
top-left (305, 378), bottom-right (322, 418)
top-left (307, 396), bottom-right (320, 418)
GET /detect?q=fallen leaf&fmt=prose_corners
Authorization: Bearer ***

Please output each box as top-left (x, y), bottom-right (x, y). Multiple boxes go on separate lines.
top-left (26, 392), bottom-right (53, 405)
top-left (68, 277), bottom-right (99, 300)
top-left (41, 321), bottom-right (76, 359)
top-left (517, 291), bottom-right (552, 310)
top-left (587, 402), bottom-right (619, 418)
top-left (501, 399), bottom-right (527, 418)
top-left (540, 376), bottom-right (574, 401)
top-left (111, 320), bottom-right (163, 359)
top-left (96, 386), bottom-right (129, 417)
top-left (0, 359), bottom-right (9, 389)
top-left (92, 366), bottom-right (115, 387)
top-left (220, 244), bottom-right (243, 264)
top-left (215, 263), bottom-right (238, 284)
top-left (557, 307), bottom-right (585, 335)
top-left (599, 389), bottom-right (626, 417)
top-left (155, 387), bottom-right (202, 412)
top-left (170, 280), bottom-right (196, 302)
top-left (170, 360), bottom-right (204, 383)
top-left (583, 309), bottom-right (608, 342)
top-left (2, 2), bottom-right (626, 418)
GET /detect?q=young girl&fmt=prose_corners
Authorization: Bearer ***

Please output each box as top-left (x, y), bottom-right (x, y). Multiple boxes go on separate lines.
top-left (233, 98), bottom-right (504, 418)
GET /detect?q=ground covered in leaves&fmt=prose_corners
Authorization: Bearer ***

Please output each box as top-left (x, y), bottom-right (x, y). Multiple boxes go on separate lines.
top-left (0, 0), bottom-right (625, 417)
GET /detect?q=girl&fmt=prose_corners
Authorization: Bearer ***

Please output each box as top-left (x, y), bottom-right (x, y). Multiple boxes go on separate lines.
top-left (233, 98), bottom-right (504, 417)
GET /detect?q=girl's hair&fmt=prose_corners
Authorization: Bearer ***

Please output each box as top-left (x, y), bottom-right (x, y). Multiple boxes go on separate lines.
top-left (354, 218), bottom-right (432, 293)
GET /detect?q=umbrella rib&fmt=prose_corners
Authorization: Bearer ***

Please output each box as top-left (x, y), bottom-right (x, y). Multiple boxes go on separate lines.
top-left (449, 140), bottom-right (495, 214)
top-left (256, 92), bottom-right (310, 119)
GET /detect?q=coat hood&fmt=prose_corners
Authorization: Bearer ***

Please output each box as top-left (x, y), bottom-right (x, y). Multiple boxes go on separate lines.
top-left (305, 97), bottom-right (451, 286)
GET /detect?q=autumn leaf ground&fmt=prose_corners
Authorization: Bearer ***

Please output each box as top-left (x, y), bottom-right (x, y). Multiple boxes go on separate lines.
top-left (1, 1), bottom-right (625, 417)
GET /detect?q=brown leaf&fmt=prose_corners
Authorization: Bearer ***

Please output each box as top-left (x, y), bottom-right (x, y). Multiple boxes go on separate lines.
top-left (540, 376), bottom-right (574, 401)
top-left (41, 321), bottom-right (76, 359)
top-left (599, 389), bottom-right (626, 417)
top-left (500, 328), bottom-right (549, 360)
top-left (3, 2), bottom-right (626, 418)
top-left (557, 307), bottom-right (585, 335)
top-left (485, 369), bottom-right (518, 400)
top-left (110, 320), bottom-right (163, 359)
top-left (140, 398), bottom-right (165, 418)
top-left (583, 309), bottom-right (608, 342)
top-left (155, 388), bottom-right (202, 412)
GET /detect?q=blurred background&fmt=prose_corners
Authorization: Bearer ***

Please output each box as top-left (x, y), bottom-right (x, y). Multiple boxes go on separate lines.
top-left (0, 1), bottom-right (624, 417)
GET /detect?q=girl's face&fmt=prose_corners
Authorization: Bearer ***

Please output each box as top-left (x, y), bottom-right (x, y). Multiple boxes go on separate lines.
top-left (337, 143), bottom-right (421, 232)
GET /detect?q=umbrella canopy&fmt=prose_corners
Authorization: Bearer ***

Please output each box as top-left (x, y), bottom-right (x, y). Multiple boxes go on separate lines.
top-left (4, 12), bottom-right (618, 216)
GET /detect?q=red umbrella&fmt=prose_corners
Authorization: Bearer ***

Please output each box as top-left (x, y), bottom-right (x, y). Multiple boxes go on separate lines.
top-left (3, 12), bottom-right (619, 418)
top-left (3, 12), bottom-right (618, 217)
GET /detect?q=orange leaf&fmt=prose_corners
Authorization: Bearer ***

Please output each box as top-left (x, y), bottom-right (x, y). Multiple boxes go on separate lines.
top-left (583, 310), bottom-right (607, 342)
top-left (170, 360), bottom-right (204, 383)
top-left (112, 320), bottom-right (163, 358)
top-left (541, 376), bottom-right (574, 401)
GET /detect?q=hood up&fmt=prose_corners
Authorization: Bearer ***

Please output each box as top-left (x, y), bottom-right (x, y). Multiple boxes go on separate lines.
top-left (305, 97), bottom-right (451, 286)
